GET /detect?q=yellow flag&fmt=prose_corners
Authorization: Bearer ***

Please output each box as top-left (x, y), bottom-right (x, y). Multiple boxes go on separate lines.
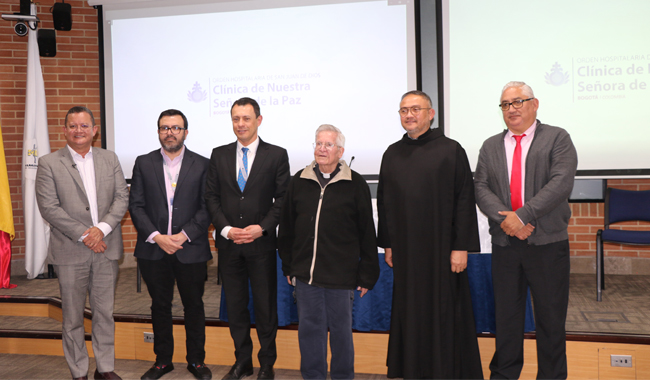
top-left (0, 116), bottom-right (16, 240)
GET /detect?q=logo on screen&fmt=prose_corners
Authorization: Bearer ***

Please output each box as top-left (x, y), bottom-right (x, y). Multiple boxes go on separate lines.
top-left (187, 82), bottom-right (208, 103)
top-left (545, 62), bottom-right (570, 86)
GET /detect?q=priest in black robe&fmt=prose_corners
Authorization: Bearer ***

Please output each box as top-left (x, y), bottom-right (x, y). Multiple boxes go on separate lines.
top-left (377, 90), bottom-right (483, 379)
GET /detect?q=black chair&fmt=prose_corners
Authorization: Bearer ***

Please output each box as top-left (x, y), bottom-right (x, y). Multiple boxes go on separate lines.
top-left (596, 188), bottom-right (650, 301)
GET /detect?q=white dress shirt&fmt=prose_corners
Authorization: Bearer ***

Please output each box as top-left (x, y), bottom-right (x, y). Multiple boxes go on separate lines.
top-left (67, 146), bottom-right (112, 241)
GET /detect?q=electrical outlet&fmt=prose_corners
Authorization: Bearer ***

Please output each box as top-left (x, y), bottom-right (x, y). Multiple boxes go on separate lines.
top-left (611, 354), bottom-right (632, 367)
top-left (143, 332), bottom-right (154, 343)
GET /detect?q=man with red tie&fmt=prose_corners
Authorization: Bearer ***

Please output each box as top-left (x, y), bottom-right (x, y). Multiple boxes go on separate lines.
top-left (475, 81), bottom-right (578, 379)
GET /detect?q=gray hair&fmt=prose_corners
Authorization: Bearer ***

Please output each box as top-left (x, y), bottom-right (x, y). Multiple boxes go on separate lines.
top-left (501, 81), bottom-right (535, 98)
top-left (401, 90), bottom-right (433, 108)
top-left (315, 124), bottom-right (345, 148)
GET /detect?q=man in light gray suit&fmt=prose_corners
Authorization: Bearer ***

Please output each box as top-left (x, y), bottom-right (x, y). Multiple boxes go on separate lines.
top-left (36, 106), bottom-right (129, 380)
top-left (474, 82), bottom-right (577, 380)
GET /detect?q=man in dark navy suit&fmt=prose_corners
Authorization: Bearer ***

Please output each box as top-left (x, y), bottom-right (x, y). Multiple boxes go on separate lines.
top-left (129, 109), bottom-right (212, 380)
top-left (205, 98), bottom-right (290, 380)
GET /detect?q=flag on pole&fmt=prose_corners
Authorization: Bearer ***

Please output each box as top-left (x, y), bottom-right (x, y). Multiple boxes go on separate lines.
top-left (23, 3), bottom-right (51, 279)
top-left (0, 112), bottom-right (17, 289)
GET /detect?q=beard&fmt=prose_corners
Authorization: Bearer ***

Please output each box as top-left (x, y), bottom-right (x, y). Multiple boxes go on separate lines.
top-left (159, 134), bottom-right (185, 153)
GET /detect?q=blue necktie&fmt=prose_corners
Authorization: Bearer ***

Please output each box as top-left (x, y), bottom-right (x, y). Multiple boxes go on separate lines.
top-left (237, 147), bottom-right (249, 192)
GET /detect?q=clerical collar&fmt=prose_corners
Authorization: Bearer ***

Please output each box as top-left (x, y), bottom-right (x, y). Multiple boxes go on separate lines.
top-left (314, 163), bottom-right (341, 187)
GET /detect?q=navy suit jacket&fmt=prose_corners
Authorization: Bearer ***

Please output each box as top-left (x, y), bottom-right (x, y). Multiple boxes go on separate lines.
top-left (205, 138), bottom-right (290, 253)
top-left (129, 147), bottom-right (212, 264)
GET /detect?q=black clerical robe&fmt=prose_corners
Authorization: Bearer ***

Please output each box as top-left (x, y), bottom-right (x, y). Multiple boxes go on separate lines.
top-left (377, 127), bottom-right (483, 379)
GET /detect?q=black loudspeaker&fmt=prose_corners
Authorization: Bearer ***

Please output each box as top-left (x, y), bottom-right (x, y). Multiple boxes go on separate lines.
top-left (19, 0), bottom-right (31, 16)
top-left (37, 29), bottom-right (57, 57)
top-left (51, 2), bottom-right (72, 31)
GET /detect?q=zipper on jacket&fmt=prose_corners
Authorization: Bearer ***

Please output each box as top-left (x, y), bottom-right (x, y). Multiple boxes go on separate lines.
top-left (309, 187), bottom-right (325, 284)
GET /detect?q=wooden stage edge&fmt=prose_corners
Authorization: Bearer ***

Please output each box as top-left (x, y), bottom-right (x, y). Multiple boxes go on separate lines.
top-left (2, 297), bottom-right (650, 378)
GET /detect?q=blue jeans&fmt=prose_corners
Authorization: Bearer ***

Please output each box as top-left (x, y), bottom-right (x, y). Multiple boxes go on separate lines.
top-left (295, 279), bottom-right (355, 379)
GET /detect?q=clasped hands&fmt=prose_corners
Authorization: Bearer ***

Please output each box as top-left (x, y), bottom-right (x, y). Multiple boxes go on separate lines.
top-left (228, 224), bottom-right (263, 244)
top-left (82, 226), bottom-right (106, 253)
top-left (153, 232), bottom-right (188, 255)
top-left (498, 211), bottom-right (534, 240)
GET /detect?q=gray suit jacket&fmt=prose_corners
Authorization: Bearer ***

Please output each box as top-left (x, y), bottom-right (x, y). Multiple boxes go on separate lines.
top-left (474, 121), bottom-right (578, 246)
top-left (35, 146), bottom-right (129, 265)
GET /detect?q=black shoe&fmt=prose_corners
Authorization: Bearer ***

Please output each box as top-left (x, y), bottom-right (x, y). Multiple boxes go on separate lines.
top-left (187, 363), bottom-right (212, 380)
top-left (222, 362), bottom-right (254, 379)
top-left (94, 370), bottom-right (122, 380)
top-left (141, 363), bottom-right (174, 380)
top-left (257, 365), bottom-right (274, 380)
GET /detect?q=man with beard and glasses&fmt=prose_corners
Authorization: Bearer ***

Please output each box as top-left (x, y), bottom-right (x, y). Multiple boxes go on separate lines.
top-left (129, 109), bottom-right (213, 380)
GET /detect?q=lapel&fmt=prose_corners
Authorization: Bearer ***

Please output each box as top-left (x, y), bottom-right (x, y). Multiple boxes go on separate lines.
top-left (60, 146), bottom-right (88, 201)
top-left (92, 148), bottom-right (104, 198)
top-left (176, 148), bottom-right (195, 192)
top-left (246, 139), bottom-right (267, 189)
top-left (225, 142), bottom-right (239, 191)
top-left (150, 150), bottom-right (167, 197)
top-left (523, 121), bottom-right (543, 191)
top-left (497, 130), bottom-right (510, 195)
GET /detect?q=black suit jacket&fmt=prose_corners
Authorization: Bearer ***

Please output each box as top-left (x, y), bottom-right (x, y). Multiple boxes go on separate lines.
top-left (129, 147), bottom-right (212, 264)
top-left (205, 138), bottom-right (290, 253)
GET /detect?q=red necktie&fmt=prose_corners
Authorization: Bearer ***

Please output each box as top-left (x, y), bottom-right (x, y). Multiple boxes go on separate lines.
top-left (510, 134), bottom-right (526, 211)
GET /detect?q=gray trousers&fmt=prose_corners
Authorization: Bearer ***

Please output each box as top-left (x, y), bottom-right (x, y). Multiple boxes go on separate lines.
top-left (55, 253), bottom-right (119, 378)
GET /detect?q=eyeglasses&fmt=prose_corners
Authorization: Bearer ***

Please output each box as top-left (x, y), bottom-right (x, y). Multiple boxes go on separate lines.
top-left (499, 98), bottom-right (534, 111)
top-left (158, 126), bottom-right (187, 134)
top-left (313, 142), bottom-right (338, 150)
top-left (398, 106), bottom-right (431, 116)
top-left (66, 124), bottom-right (91, 130)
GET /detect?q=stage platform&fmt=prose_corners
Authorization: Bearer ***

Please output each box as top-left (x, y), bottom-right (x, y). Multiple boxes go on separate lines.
top-left (2, 267), bottom-right (650, 379)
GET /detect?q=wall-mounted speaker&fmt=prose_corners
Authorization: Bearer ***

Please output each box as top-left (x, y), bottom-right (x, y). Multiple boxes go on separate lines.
top-left (37, 29), bottom-right (56, 57)
top-left (19, 0), bottom-right (31, 16)
top-left (51, 2), bottom-right (72, 31)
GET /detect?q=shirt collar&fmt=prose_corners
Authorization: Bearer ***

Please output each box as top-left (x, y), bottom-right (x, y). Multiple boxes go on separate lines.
top-left (67, 145), bottom-right (93, 160)
top-left (160, 145), bottom-right (185, 165)
top-left (237, 136), bottom-right (260, 153)
top-left (505, 120), bottom-right (537, 139)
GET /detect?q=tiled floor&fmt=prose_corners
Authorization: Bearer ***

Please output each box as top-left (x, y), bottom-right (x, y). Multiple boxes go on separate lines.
top-left (3, 269), bottom-right (650, 335)
top-left (566, 273), bottom-right (650, 335)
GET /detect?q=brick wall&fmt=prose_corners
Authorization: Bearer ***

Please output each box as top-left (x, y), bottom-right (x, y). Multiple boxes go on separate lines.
top-left (1, 0), bottom-right (104, 263)
top-left (1, 0), bottom-right (648, 272)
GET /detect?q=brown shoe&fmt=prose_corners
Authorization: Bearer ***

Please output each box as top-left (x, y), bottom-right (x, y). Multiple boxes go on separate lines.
top-left (94, 369), bottom-right (122, 380)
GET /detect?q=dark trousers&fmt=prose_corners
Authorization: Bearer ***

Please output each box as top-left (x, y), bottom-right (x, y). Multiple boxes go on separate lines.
top-left (138, 255), bottom-right (207, 365)
top-left (295, 280), bottom-right (354, 380)
top-left (490, 238), bottom-right (570, 380)
top-left (219, 249), bottom-right (278, 367)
